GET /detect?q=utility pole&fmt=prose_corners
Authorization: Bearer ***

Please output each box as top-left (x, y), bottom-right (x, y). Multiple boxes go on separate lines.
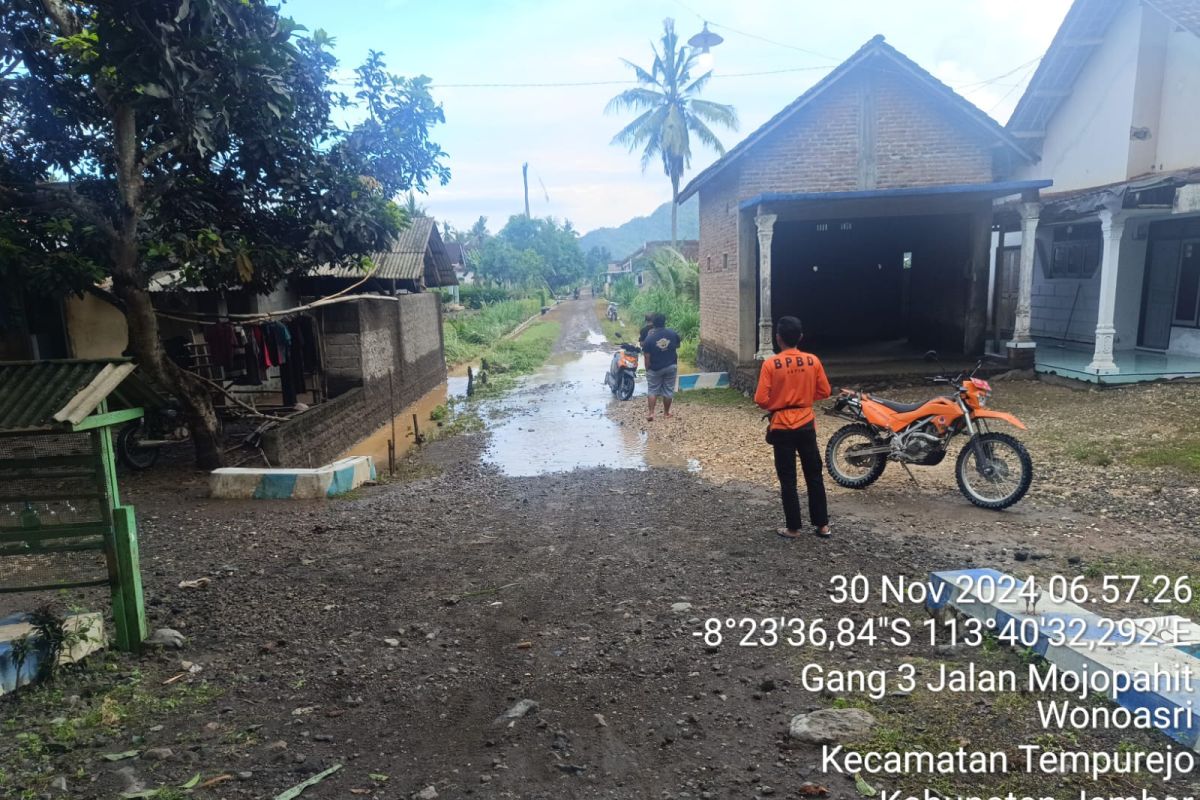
top-left (522, 162), bottom-right (530, 218)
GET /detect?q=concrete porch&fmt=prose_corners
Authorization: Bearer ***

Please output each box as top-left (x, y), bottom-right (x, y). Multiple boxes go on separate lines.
top-left (1034, 339), bottom-right (1200, 384)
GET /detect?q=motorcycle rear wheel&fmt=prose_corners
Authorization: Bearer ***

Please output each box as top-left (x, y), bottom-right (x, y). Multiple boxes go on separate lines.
top-left (618, 372), bottom-right (635, 401)
top-left (955, 432), bottom-right (1033, 510)
top-left (117, 420), bottom-right (160, 471)
top-left (825, 424), bottom-right (887, 488)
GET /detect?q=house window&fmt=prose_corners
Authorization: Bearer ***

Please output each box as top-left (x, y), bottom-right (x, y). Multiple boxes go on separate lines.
top-left (1044, 223), bottom-right (1101, 279)
top-left (903, 252), bottom-right (913, 270)
top-left (1175, 241), bottom-right (1200, 326)
top-left (840, 222), bottom-right (853, 231)
top-left (636, 272), bottom-right (644, 287)
top-left (816, 223), bottom-right (829, 232)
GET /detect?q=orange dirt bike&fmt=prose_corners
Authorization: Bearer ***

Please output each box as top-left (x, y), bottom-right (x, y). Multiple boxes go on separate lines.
top-left (824, 352), bottom-right (1032, 509)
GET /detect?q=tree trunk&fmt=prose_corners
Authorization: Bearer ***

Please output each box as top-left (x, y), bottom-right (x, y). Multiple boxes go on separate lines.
top-left (113, 271), bottom-right (225, 470)
top-left (670, 173), bottom-right (680, 248)
top-left (108, 102), bottom-right (224, 470)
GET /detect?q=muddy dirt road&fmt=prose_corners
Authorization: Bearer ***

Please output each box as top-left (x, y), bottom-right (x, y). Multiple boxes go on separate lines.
top-left (2, 299), bottom-right (1195, 799)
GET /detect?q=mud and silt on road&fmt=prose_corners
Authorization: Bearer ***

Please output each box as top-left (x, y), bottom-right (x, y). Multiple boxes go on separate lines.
top-left (479, 299), bottom-right (693, 476)
top-left (1, 299), bottom-right (1195, 799)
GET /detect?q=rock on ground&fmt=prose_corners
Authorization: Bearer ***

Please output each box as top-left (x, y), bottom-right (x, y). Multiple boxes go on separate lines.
top-left (788, 708), bottom-right (878, 745)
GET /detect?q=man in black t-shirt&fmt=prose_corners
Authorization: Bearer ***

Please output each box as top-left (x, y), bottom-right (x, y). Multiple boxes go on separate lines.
top-left (639, 313), bottom-right (654, 344)
top-left (640, 312), bottom-right (680, 421)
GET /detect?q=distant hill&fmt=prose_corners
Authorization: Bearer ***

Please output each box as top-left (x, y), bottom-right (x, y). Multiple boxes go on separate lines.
top-left (580, 197), bottom-right (699, 260)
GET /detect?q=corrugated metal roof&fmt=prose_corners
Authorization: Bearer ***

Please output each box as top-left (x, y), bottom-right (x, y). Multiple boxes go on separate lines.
top-left (0, 360), bottom-right (160, 434)
top-left (1147, 0), bottom-right (1200, 38)
top-left (312, 217), bottom-right (457, 286)
top-left (1006, 0), bottom-right (1124, 151)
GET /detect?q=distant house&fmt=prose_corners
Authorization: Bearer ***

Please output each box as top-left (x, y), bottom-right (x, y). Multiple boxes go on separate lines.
top-left (681, 35), bottom-right (1044, 380)
top-left (997, 0), bottom-right (1200, 383)
top-left (444, 241), bottom-right (476, 287)
top-left (605, 240), bottom-right (699, 287)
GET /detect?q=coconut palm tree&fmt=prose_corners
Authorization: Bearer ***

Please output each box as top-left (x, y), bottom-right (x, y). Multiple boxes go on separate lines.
top-left (606, 18), bottom-right (737, 245)
top-left (403, 190), bottom-right (428, 218)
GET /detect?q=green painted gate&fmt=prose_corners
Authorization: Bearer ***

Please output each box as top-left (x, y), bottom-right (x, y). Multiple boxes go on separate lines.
top-left (0, 361), bottom-right (153, 651)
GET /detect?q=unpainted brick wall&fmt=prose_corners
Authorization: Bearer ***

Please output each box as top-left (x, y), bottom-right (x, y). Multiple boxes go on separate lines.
top-left (262, 294), bottom-right (447, 467)
top-left (696, 67), bottom-right (1000, 370)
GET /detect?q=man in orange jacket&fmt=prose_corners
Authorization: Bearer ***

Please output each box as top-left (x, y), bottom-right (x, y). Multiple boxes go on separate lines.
top-left (754, 316), bottom-right (832, 539)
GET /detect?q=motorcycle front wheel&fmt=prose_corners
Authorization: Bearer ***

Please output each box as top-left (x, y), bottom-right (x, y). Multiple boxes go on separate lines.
top-left (618, 372), bottom-right (635, 401)
top-left (117, 420), bottom-right (160, 471)
top-left (955, 432), bottom-right (1033, 510)
top-left (825, 423), bottom-right (887, 488)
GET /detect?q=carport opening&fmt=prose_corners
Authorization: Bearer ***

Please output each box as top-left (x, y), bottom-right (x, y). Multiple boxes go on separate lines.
top-left (769, 214), bottom-right (972, 353)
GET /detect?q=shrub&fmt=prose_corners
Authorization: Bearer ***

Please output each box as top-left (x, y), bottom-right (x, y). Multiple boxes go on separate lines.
top-left (631, 285), bottom-right (698, 342)
top-left (610, 275), bottom-right (639, 308)
top-left (458, 285), bottom-right (513, 308)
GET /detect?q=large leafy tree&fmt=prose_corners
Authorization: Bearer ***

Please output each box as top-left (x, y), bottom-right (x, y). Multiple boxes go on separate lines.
top-left (0, 1), bottom-right (449, 467)
top-left (471, 215), bottom-right (585, 292)
top-left (606, 18), bottom-right (737, 245)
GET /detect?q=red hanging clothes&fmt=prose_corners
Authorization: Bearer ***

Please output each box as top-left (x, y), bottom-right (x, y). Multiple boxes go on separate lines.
top-left (252, 325), bottom-right (274, 369)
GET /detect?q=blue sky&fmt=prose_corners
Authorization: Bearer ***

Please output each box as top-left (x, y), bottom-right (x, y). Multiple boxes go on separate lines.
top-left (284, 0), bottom-right (1073, 235)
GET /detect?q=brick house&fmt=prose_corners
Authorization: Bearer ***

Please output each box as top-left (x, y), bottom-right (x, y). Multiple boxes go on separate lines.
top-left (679, 35), bottom-right (1048, 380)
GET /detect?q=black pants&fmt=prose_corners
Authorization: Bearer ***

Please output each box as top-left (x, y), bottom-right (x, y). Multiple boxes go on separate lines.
top-left (770, 423), bottom-right (829, 531)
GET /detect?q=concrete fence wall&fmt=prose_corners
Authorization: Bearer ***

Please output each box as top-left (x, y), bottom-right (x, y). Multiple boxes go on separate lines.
top-left (262, 294), bottom-right (446, 467)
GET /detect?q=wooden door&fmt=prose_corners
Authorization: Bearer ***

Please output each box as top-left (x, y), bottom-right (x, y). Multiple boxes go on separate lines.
top-left (1138, 239), bottom-right (1180, 351)
top-left (993, 246), bottom-right (1021, 340)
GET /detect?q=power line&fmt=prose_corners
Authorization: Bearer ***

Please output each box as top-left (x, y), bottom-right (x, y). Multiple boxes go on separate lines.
top-left (330, 64), bottom-right (835, 90)
top-left (987, 59), bottom-right (1042, 115)
top-left (957, 56), bottom-right (1042, 92)
top-left (668, 0), bottom-right (841, 61)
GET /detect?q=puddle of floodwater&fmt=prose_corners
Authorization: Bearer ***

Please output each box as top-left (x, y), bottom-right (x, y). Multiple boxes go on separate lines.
top-left (340, 375), bottom-right (469, 467)
top-left (479, 342), bottom-right (697, 477)
top-left (343, 328), bottom-right (700, 478)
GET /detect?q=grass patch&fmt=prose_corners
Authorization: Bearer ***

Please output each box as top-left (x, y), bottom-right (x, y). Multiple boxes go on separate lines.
top-left (481, 320), bottom-right (560, 377)
top-left (429, 320), bottom-right (561, 439)
top-left (596, 299), bottom-right (637, 345)
top-left (443, 298), bottom-right (541, 366)
top-left (677, 388), bottom-right (751, 408)
top-left (0, 663), bottom-right (223, 799)
top-left (1081, 555), bottom-right (1200, 617)
top-left (1065, 439), bottom-right (1116, 467)
top-left (1127, 436), bottom-right (1200, 472)
top-left (1053, 431), bottom-right (1200, 473)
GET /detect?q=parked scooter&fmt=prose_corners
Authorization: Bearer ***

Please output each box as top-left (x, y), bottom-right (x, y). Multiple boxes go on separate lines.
top-left (606, 302), bottom-right (619, 322)
top-left (604, 343), bottom-right (640, 401)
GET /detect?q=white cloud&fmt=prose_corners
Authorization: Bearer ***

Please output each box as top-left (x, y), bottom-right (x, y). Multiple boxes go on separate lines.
top-left (297, 0), bottom-right (1075, 233)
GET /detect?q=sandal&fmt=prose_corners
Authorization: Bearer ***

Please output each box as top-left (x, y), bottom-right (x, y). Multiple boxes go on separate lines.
top-left (776, 528), bottom-right (804, 539)
top-left (815, 526), bottom-right (832, 538)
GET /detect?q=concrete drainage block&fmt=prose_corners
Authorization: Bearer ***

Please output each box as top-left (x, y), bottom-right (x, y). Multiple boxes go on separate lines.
top-left (675, 372), bottom-right (729, 391)
top-left (210, 456), bottom-right (376, 500)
